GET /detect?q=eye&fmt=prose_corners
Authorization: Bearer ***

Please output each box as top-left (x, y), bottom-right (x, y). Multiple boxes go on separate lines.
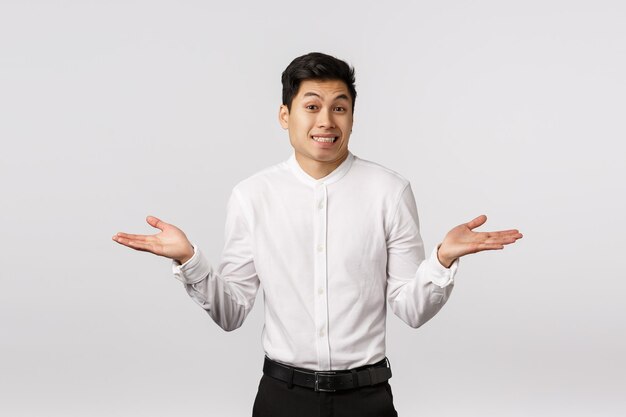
top-left (333, 106), bottom-right (346, 112)
top-left (306, 105), bottom-right (318, 110)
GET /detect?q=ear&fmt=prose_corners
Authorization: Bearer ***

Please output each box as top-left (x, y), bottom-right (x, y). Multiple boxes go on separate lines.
top-left (278, 105), bottom-right (289, 129)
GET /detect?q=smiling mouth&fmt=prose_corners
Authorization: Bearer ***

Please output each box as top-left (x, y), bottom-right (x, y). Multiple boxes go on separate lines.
top-left (311, 136), bottom-right (338, 143)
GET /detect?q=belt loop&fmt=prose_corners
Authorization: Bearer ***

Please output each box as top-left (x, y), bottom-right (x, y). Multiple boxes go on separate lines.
top-left (287, 367), bottom-right (294, 389)
top-left (368, 367), bottom-right (376, 386)
top-left (350, 369), bottom-right (359, 388)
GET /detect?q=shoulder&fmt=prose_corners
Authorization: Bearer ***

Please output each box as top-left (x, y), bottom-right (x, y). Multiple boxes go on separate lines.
top-left (350, 154), bottom-right (411, 194)
top-left (230, 157), bottom-right (291, 198)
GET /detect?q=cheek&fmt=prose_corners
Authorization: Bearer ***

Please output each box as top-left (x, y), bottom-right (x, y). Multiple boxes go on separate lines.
top-left (289, 124), bottom-right (308, 143)
top-left (295, 121), bottom-right (313, 137)
top-left (340, 114), bottom-right (353, 129)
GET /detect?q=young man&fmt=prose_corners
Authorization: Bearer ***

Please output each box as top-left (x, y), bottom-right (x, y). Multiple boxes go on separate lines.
top-left (113, 52), bottom-right (522, 416)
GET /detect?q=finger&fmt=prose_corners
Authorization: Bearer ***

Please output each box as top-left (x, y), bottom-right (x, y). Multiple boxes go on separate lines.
top-left (113, 232), bottom-right (152, 242)
top-left (479, 231), bottom-right (523, 240)
top-left (112, 236), bottom-right (154, 252)
top-left (146, 215), bottom-right (167, 231)
top-left (466, 214), bottom-right (487, 230)
top-left (478, 231), bottom-right (522, 242)
top-left (482, 236), bottom-right (520, 245)
top-left (475, 243), bottom-right (505, 251)
top-left (485, 229), bottom-right (522, 236)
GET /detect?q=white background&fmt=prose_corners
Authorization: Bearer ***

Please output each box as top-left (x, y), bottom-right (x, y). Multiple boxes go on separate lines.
top-left (1, 1), bottom-right (625, 416)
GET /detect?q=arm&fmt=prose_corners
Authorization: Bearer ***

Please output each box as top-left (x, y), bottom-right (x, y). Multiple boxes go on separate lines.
top-left (112, 188), bottom-right (260, 332)
top-left (385, 183), bottom-right (523, 328)
top-left (385, 183), bottom-right (459, 329)
top-left (171, 189), bottom-right (260, 331)
top-left (172, 190), bottom-right (260, 331)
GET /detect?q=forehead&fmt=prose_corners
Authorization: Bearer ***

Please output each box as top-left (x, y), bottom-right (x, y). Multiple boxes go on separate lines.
top-left (295, 79), bottom-right (351, 101)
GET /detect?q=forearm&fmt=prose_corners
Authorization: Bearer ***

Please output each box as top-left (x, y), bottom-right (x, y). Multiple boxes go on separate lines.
top-left (184, 271), bottom-right (254, 332)
top-left (387, 247), bottom-right (458, 328)
top-left (172, 244), bottom-right (259, 331)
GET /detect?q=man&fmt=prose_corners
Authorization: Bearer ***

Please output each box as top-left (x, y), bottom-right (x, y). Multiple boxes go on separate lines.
top-left (112, 52), bottom-right (522, 416)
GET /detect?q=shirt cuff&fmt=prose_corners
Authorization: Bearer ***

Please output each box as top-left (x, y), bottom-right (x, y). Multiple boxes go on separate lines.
top-left (171, 243), bottom-right (211, 285)
top-left (427, 246), bottom-right (459, 288)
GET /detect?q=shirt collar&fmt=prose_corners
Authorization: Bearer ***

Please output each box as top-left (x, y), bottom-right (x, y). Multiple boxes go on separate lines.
top-left (287, 151), bottom-right (355, 187)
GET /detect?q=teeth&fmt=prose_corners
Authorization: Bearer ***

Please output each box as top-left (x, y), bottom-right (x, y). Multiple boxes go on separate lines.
top-left (312, 136), bottom-right (336, 143)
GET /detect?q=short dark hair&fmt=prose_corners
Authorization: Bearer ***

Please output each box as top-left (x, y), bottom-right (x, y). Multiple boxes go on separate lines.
top-left (281, 52), bottom-right (357, 113)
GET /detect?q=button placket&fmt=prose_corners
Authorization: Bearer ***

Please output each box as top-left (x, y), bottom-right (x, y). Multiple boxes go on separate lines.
top-left (313, 182), bottom-right (330, 369)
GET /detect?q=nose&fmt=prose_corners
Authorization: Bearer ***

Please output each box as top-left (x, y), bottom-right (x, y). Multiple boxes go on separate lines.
top-left (316, 108), bottom-right (335, 129)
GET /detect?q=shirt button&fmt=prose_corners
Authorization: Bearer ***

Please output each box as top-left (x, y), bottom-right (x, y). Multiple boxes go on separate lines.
top-left (318, 288), bottom-right (324, 295)
top-left (319, 329), bottom-right (325, 337)
top-left (317, 244), bottom-right (324, 252)
top-left (318, 201), bottom-right (325, 209)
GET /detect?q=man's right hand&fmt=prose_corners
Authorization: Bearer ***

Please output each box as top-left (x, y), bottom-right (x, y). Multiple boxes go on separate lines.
top-left (112, 216), bottom-right (195, 264)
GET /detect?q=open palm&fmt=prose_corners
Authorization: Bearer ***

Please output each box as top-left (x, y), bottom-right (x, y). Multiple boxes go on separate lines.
top-left (437, 215), bottom-right (523, 267)
top-left (112, 216), bottom-right (194, 264)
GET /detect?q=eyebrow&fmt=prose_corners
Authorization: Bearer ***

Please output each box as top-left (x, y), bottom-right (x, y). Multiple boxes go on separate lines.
top-left (303, 92), bottom-right (350, 101)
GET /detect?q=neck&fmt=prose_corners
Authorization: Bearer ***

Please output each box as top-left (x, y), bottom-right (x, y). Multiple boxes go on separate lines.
top-left (295, 152), bottom-right (349, 180)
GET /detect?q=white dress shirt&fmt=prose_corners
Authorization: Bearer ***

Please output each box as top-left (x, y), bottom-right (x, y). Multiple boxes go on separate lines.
top-left (172, 151), bottom-right (459, 371)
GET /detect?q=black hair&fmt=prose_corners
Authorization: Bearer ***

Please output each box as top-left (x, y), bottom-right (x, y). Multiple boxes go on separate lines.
top-left (281, 52), bottom-right (357, 113)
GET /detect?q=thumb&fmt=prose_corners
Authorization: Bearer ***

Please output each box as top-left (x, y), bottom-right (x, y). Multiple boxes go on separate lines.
top-left (466, 214), bottom-right (487, 230)
top-left (146, 215), bottom-right (167, 231)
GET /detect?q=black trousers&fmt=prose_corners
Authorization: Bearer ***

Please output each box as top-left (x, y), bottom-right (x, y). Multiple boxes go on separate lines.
top-left (252, 373), bottom-right (398, 417)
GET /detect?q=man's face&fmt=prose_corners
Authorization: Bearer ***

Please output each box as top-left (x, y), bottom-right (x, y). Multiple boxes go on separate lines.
top-left (279, 79), bottom-right (353, 168)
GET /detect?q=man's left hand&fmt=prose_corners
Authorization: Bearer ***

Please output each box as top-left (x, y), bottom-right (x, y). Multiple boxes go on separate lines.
top-left (437, 215), bottom-right (523, 268)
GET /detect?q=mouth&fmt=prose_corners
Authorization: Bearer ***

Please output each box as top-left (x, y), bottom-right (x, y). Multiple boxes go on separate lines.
top-left (311, 135), bottom-right (338, 143)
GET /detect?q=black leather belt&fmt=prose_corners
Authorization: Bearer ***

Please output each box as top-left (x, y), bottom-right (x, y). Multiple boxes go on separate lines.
top-left (263, 356), bottom-right (392, 392)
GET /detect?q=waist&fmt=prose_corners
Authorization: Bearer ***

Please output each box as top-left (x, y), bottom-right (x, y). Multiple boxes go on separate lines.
top-left (262, 355), bottom-right (392, 392)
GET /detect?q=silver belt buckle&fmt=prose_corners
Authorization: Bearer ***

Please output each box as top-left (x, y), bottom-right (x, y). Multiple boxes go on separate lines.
top-left (314, 371), bottom-right (337, 392)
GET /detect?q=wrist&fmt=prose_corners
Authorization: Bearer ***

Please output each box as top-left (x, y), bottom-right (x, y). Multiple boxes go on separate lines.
top-left (177, 244), bottom-right (194, 265)
top-left (436, 244), bottom-right (454, 269)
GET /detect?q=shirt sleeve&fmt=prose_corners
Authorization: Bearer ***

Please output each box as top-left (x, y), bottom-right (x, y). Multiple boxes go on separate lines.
top-left (385, 182), bottom-right (460, 328)
top-left (171, 188), bottom-right (260, 331)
